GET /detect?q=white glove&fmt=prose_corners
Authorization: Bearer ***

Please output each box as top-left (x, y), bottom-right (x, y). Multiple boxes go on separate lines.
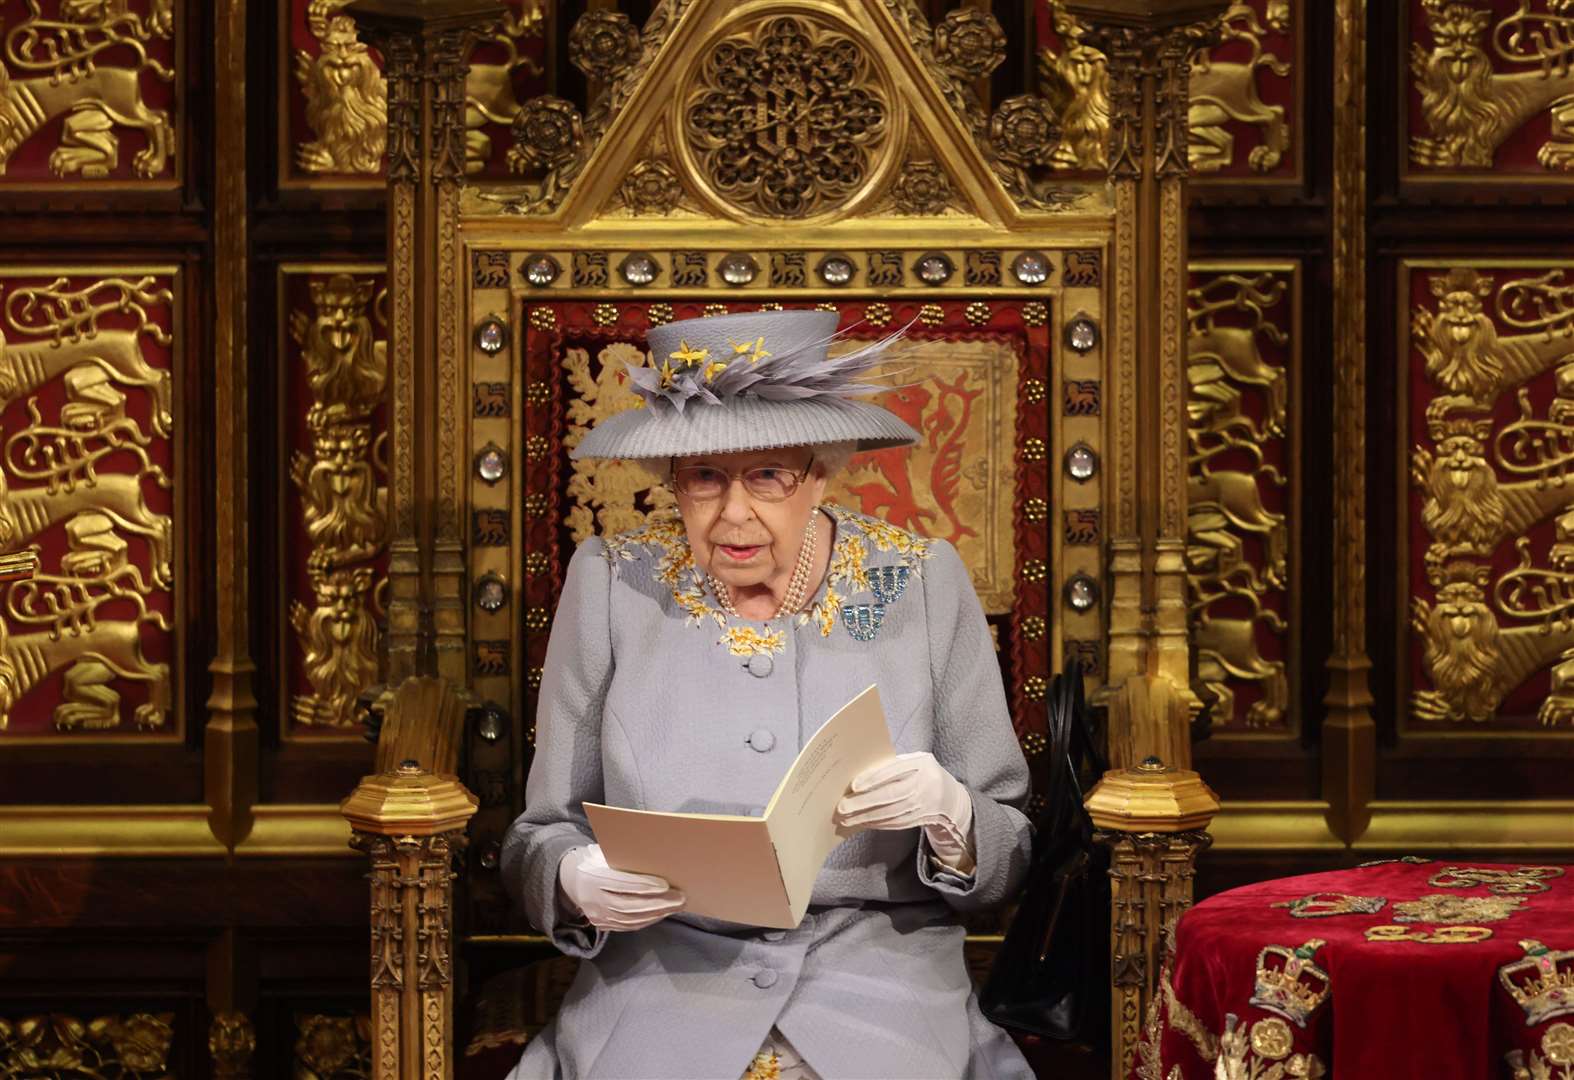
top-left (834, 751), bottom-right (976, 874)
top-left (557, 844), bottom-right (686, 932)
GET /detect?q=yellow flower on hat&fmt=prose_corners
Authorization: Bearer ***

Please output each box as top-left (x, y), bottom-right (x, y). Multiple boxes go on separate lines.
top-left (669, 340), bottom-right (709, 366)
top-left (730, 336), bottom-right (771, 363)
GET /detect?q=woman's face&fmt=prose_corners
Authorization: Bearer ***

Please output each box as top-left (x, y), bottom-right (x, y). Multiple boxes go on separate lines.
top-left (674, 446), bottom-right (829, 590)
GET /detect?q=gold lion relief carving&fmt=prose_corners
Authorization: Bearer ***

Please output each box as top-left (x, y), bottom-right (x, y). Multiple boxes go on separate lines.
top-left (294, 1), bottom-right (387, 175)
top-left (1411, 0), bottom-right (1574, 171)
top-left (0, 276), bottom-right (174, 436)
top-left (1408, 266), bottom-right (1574, 725)
top-left (287, 273), bottom-right (388, 728)
top-left (293, 0), bottom-right (543, 177)
top-left (1186, 271), bottom-right (1292, 729)
top-left (562, 342), bottom-right (677, 542)
top-left (1040, 0), bottom-right (1292, 175)
top-left (1189, 0), bottom-right (1293, 173)
top-left (2, 512), bottom-right (173, 731)
top-left (0, 0), bottom-right (176, 180)
top-left (0, 274), bottom-right (174, 734)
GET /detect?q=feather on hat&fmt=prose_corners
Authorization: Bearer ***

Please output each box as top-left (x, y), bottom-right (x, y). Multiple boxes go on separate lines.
top-left (571, 309), bottom-right (920, 460)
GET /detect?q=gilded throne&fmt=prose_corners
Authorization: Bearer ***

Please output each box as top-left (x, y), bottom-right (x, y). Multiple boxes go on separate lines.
top-left (337, 0), bottom-right (1226, 1075)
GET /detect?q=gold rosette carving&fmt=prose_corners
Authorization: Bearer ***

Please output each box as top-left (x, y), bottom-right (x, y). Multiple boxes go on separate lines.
top-left (682, 13), bottom-right (892, 220)
top-left (0, 1010), bottom-right (174, 1074)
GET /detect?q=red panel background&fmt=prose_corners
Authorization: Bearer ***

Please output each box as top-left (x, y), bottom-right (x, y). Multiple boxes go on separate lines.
top-left (0, 271), bottom-right (176, 737)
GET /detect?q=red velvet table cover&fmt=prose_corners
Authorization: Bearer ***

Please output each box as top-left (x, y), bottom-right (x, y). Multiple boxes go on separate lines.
top-left (1134, 861), bottom-right (1574, 1079)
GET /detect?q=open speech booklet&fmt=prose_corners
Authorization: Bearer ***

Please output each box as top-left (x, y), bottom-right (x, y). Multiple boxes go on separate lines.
top-left (583, 684), bottom-right (895, 929)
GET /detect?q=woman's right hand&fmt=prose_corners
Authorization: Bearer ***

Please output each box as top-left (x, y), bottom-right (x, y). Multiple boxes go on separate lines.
top-left (557, 844), bottom-right (686, 932)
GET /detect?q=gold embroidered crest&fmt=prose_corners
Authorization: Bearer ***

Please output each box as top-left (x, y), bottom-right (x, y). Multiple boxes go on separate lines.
top-left (1392, 894), bottom-right (1525, 924)
top-left (1428, 865), bottom-right (1566, 895)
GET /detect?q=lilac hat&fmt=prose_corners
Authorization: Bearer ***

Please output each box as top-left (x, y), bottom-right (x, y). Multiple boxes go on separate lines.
top-left (571, 310), bottom-right (920, 460)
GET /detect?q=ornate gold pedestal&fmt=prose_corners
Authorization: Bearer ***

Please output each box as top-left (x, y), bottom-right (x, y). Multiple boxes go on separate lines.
top-left (342, 680), bottom-right (479, 1080)
top-left (1087, 758), bottom-right (1220, 1078)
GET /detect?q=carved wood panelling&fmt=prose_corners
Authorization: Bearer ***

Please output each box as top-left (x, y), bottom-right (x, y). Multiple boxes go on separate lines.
top-left (0, 0), bottom-right (180, 186)
top-left (281, 0), bottom-right (546, 187)
top-left (1406, 0), bottom-right (1574, 176)
top-left (278, 265), bottom-right (389, 738)
top-left (1035, 0), bottom-right (1299, 183)
top-left (0, 267), bottom-right (179, 741)
top-left (1186, 263), bottom-right (1298, 735)
top-left (1404, 261), bottom-right (1574, 732)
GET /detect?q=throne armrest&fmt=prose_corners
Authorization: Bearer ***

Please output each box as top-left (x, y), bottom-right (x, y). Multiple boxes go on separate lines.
top-left (342, 675), bottom-right (479, 1080)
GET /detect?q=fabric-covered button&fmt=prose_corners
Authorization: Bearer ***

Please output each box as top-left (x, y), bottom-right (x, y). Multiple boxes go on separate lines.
top-left (746, 653), bottom-right (774, 678)
top-left (753, 969), bottom-right (779, 989)
top-left (762, 930), bottom-right (786, 942)
top-left (747, 728), bottom-right (776, 753)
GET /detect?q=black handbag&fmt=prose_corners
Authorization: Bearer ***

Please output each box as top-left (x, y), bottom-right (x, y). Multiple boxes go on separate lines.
top-left (979, 663), bottom-right (1111, 1045)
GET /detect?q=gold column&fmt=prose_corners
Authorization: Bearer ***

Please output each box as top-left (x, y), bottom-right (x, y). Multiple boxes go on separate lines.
top-left (1063, 4), bottom-right (1229, 1075)
top-left (1322, 0), bottom-right (1375, 843)
top-left (205, 0), bottom-right (258, 849)
top-left (350, 0), bottom-right (504, 684)
top-left (344, 762), bottom-right (478, 1079)
top-left (1069, 0), bottom-right (1228, 772)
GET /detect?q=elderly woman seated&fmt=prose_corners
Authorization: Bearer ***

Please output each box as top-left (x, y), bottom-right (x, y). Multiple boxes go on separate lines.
top-left (503, 310), bottom-right (1033, 1080)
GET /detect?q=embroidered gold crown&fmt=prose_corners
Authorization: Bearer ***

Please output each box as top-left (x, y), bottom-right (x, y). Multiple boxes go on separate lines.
top-left (1498, 939), bottom-right (1574, 1026)
top-left (1249, 940), bottom-right (1330, 1028)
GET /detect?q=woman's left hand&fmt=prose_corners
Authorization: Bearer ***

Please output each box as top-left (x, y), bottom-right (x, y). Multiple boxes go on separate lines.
top-left (835, 751), bottom-right (976, 872)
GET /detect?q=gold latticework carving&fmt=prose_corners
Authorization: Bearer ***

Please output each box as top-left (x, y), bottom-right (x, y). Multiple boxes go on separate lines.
top-left (681, 13), bottom-right (892, 220)
top-left (1101, 829), bottom-right (1213, 1078)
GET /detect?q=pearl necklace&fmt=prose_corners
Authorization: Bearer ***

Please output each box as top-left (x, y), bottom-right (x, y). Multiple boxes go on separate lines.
top-left (709, 513), bottom-right (819, 621)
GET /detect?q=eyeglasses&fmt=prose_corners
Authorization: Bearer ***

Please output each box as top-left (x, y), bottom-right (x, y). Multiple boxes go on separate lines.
top-left (670, 456), bottom-right (815, 503)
